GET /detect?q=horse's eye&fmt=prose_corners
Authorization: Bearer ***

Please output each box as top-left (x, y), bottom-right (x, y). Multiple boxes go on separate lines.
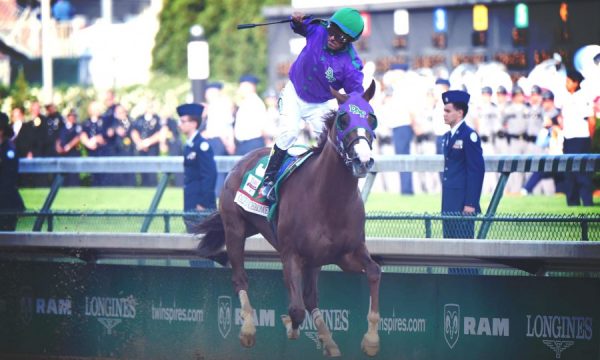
top-left (336, 113), bottom-right (349, 131)
top-left (368, 113), bottom-right (378, 130)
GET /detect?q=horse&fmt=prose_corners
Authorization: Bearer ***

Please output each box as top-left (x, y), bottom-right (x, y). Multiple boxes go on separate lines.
top-left (195, 81), bottom-right (381, 357)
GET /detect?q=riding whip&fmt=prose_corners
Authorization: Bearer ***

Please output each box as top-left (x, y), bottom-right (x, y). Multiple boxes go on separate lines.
top-left (237, 16), bottom-right (312, 30)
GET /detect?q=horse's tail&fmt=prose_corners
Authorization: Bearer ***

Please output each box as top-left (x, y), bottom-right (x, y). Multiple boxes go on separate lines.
top-left (194, 211), bottom-right (229, 266)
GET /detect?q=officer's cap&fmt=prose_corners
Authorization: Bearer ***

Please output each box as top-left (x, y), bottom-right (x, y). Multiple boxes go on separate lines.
top-left (390, 63), bottom-right (408, 71)
top-left (435, 78), bottom-right (451, 87)
top-left (442, 90), bottom-right (470, 105)
top-left (496, 86), bottom-right (508, 95)
top-left (530, 85), bottom-right (542, 95)
top-left (239, 74), bottom-right (259, 84)
top-left (176, 103), bottom-right (204, 117)
top-left (481, 86), bottom-right (493, 95)
top-left (566, 69), bottom-right (584, 83)
top-left (512, 86), bottom-right (524, 96)
top-left (206, 82), bottom-right (223, 90)
top-left (541, 90), bottom-right (554, 101)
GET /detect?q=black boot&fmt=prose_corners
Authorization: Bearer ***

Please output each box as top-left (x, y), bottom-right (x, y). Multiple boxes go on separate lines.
top-left (261, 145), bottom-right (286, 202)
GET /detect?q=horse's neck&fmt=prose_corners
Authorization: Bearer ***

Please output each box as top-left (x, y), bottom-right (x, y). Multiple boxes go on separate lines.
top-left (313, 139), bottom-right (358, 195)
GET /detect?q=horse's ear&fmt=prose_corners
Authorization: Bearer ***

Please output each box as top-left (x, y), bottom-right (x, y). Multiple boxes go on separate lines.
top-left (330, 86), bottom-right (349, 104)
top-left (363, 80), bottom-right (376, 102)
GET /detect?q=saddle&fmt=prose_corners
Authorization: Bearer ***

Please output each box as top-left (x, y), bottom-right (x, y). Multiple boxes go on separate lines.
top-left (234, 146), bottom-right (313, 220)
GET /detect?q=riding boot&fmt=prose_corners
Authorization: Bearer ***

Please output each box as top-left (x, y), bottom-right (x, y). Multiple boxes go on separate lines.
top-left (261, 145), bottom-right (286, 202)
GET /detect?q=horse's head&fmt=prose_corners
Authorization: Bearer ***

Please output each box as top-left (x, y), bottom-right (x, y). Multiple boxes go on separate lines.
top-left (329, 80), bottom-right (377, 178)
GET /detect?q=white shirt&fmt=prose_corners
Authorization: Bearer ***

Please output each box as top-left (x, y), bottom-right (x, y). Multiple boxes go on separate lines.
top-left (234, 93), bottom-right (267, 141)
top-left (450, 119), bottom-right (465, 138)
top-left (561, 90), bottom-right (593, 139)
top-left (186, 130), bottom-right (199, 147)
top-left (204, 98), bottom-right (234, 139)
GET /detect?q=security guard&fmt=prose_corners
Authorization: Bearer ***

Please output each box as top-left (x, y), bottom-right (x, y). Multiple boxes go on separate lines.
top-left (178, 103), bottom-right (217, 233)
top-left (0, 112), bottom-right (25, 231)
top-left (441, 90), bottom-right (484, 239)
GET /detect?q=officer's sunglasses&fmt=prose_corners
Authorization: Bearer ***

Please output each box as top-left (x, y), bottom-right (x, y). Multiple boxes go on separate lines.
top-left (327, 23), bottom-right (350, 44)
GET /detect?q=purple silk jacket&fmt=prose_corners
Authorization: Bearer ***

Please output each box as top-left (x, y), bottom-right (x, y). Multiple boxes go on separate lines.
top-left (288, 17), bottom-right (364, 104)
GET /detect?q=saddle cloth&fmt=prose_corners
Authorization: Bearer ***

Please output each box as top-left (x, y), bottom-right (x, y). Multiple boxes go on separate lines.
top-left (234, 146), bottom-right (313, 220)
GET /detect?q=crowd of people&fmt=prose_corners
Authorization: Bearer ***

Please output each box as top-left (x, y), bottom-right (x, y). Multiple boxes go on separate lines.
top-left (4, 64), bottom-right (599, 202)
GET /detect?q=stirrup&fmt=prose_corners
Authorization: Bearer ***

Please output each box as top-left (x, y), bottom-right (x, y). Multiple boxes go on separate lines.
top-left (261, 181), bottom-right (275, 201)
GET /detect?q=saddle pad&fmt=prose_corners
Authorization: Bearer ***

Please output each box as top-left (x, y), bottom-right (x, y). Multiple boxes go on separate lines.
top-left (234, 147), bottom-right (313, 219)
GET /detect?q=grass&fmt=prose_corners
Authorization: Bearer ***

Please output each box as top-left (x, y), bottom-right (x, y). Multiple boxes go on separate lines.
top-left (19, 187), bottom-right (599, 214)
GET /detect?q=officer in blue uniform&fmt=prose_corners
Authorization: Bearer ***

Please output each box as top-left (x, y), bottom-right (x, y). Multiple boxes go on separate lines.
top-left (177, 103), bottom-right (217, 233)
top-left (441, 90), bottom-right (485, 238)
top-left (0, 112), bottom-right (25, 231)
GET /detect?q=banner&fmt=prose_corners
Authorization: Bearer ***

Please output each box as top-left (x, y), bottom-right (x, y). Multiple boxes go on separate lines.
top-left (0, 261), bottom-right (598, 359)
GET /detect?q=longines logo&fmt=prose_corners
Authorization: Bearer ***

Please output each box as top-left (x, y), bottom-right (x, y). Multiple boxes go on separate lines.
top-left (526, 314), bottom-right (592, 359)
top-left (444, 304), bottom-right (460, 349)
top-left (218, 296), bottom-right (232, 339)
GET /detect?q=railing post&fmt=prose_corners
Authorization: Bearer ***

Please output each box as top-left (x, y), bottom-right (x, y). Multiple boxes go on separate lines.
top-left (47, 214), bottom-right (54, 232)
top-left (477, 172), bottom-right (510, 239)
top-left (581, 219), bottom-right (589, 241)
top-left (424, 213), bottom-right (432, 238)
top-left (360, 172), bottom-right (377, 203)
top-left (141, 173), bottom-right (171, 233)
top-left (164, 214), bottom-right (170, 233)
top-left (33, 174), bottom-right (64, 231)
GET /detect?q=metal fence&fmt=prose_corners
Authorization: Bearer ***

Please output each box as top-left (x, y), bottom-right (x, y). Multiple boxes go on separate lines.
top-left (7, 210), bottom-right (600, 241)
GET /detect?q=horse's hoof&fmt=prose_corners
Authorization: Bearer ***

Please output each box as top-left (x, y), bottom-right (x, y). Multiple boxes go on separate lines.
top-left (288, 328), bottom-right (300, 339)
top-left (281, 315), bottom-right (300, 339)
top-left (323, 343), bottom-right (341, 357)
top-left (239, 332), bottom-right (256, 348)
top-left (361, 333), bottom-right (380, 357)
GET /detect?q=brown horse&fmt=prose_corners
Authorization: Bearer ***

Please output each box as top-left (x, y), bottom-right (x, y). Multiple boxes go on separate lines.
top-left (195, 81), bottom-right (381, 357)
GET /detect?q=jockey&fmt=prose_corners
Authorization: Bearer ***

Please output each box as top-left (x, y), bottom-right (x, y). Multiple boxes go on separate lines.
top-left (260, 7), bottom-right (365, 201)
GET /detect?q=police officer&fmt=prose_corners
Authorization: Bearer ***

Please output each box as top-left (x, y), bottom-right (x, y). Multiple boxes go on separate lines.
top-left (260, 7), bottom-right (366, 201)
top-left (441, 90), bottom-right (484, 239)
top-left (178, 103), bottom-right (217, 233)
top-left (131, 101), bottom-right (162, 186)
top-left (503, 85), bottom-right (529, 193)
top-left (0, 112), bottom-right (25, 231)
top-left (44, 103), bottom-right (65, 157)
top-left (473, 86), bottom-right (500, 194)
top-left (55, 109), bottom-right (82, 186)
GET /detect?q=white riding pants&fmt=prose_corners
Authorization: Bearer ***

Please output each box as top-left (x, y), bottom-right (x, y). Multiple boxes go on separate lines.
top-left (275, 81), bottom-right (338, 150)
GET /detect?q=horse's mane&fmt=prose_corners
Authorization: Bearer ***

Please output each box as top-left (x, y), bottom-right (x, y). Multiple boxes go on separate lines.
top-left (312, 110), bottom-right (337, 155)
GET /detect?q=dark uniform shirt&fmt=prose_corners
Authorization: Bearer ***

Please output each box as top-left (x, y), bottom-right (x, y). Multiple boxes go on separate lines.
top-left (183, 132), bottom-right (217, 211)
top-left (45, 113), bottom-right (65, 156)
top-left (0, 140), bottom-right (25, 230)
top-left (132, 114), bottom-right (161, 155)
top-left (58, 123), bottom-right (82, 157)
top-left (82, 118), bottom-right (107, 156)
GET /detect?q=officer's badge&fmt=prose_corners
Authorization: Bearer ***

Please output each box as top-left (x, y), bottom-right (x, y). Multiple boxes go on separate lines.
top-left (200, 142), bottom-right (210, 152)
top-left (453, 139), bottom-right (463, 149)
top-left (7, 150), bottom-right (15, 159)
top-left (34, 117), bottom-right (41, 127)
top-left (470, 132), bottom-right (478, 142)
top-left (187, 151), bottom-right (197, 160)
top-left (124, 137), bottom-right (131, 146)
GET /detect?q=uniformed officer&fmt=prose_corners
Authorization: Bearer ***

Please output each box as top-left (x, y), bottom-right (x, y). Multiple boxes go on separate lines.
top-left (178, 103), bottom-right (217, 233)
top-left (0, 112), bottom-right (25, 231)
top-left (80, 101), bottom-right (109, 186)
top-left (131, 101), bottom-right (162, 186)
top-left (441, 90), bottom-right (485, 239)
top-left (55, 109), bottom-right (82, 186)
top-left (44, 103), bottom-right (65, 157)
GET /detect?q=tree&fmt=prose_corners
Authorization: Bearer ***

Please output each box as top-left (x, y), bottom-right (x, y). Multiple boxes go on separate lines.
top-left (152, 0), bottom-right (286, 85)
top-left (10, 68), bottom-right (31, 109)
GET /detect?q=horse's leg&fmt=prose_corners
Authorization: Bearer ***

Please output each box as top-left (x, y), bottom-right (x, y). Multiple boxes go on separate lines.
top-left (225, 224), bottom-right (256, 348)
top-left (303, 266), bottom-right (341, 358)
top-left (337, 245), bottom-right (381, 357)
top-left (280, 254), bottom-right (305, 340)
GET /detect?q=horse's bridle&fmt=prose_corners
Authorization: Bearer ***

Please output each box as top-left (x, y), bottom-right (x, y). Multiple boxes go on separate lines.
top-left (329, 106), bottom-right (377, 169)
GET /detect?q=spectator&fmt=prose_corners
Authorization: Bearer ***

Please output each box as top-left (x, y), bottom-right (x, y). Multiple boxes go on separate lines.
top-left (80, 101), bottom-right (108, 186)
top-left (233, 75), bottom-right (268, 155)
top-left (0, 112), bottom-right (25, 231)
top-left (202, 82), bottom-right (235, 197)
top-left (111, 104), bottom-right (136, 186)
top-left (55, 109), bottom-right (81, 186)
top-left (177, 103), bottom-right (217, 233)
top-left (560, 70), bottom-right (594, 206)
top-left (503, 86), bottom-right (529, 193)
top-left (131, 100), bottom-right (162, 186)
top-left (441, 90), bottom-right (484, 239)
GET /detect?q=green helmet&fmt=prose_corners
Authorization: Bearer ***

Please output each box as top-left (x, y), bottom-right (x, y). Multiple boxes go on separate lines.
top-left (329, 8), bottom-right (364, 41)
